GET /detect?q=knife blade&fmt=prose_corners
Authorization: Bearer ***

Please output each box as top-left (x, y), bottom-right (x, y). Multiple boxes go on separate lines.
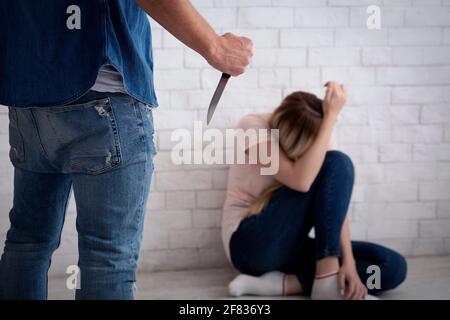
top-left (207, 73), bottom-right (231, 125)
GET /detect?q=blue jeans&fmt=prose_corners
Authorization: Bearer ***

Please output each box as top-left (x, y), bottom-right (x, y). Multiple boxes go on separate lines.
top-left (230, 151), bottom-right (407, 296)
top-left (0, 91), bottom-right (156, 300)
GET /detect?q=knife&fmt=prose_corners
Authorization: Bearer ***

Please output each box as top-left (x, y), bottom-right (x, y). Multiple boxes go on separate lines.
top-left (207, 73), bottom-right (231, 125)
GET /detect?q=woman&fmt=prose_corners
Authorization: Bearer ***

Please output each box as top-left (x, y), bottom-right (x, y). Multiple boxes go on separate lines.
top-left (222, 82), bottom-right (407, 300)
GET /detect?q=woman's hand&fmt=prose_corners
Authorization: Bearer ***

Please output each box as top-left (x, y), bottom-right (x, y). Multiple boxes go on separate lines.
top-left (323, 81), bottom-right (347, 121)
top-left (339, 260), bottom-right (368, 300)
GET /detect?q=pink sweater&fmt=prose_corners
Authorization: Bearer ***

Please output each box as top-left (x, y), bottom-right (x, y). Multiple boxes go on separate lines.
top-left (221, 113), bottom-right (275, 263)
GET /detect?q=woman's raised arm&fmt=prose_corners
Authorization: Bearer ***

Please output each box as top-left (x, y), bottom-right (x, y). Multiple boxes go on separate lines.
top-left (258, 82), bottom-right (347, 192)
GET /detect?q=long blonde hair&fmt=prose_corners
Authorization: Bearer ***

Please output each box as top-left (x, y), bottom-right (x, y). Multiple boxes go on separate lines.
top-left (244, 91), bottom-right (324, 217)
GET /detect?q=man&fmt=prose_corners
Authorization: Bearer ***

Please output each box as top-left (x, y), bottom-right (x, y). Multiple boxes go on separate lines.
top-left (0, 0), bottom-right (252, 299)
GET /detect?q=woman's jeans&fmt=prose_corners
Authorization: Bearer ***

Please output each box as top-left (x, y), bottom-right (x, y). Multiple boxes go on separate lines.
top-left (230, 151), bottom-right (407, 296)
top-left (0, 91), bottom-right (156, 300)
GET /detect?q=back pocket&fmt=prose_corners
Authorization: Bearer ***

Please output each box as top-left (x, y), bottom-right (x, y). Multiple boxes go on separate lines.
top-left (44, 97), bottom-right (122, 175)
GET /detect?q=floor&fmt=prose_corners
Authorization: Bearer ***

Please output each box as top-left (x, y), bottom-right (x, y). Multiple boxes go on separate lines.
top-left (48, 255), bottom-right (450, 300)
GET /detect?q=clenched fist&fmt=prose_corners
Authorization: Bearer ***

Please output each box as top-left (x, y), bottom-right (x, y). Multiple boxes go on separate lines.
top-left (206, 33), bottom-right (253, 76)
top-left (323, 81), bottom-right (347, 120)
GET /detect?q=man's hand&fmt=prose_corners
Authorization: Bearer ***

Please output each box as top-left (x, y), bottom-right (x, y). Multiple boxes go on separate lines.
top-left (206, 33), bottom-right (253, 76)
top-left (136, 0), bottom-right (253, 76)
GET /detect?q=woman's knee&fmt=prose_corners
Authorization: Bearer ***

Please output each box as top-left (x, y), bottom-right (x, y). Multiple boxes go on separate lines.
top-left (323, 150), bottom-right (355, 181)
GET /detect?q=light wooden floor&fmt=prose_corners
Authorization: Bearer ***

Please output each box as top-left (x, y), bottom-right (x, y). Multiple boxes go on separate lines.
top-left (48, 255), bottom-right (450, 300)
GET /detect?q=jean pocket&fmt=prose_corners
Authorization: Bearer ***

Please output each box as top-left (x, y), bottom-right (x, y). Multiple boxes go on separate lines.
top-left (8, 108), bottom-right (25, 165)
top-left (44, 97), bottom-right (122, 175)
top-left (134, 101), bottom-right (157, 157)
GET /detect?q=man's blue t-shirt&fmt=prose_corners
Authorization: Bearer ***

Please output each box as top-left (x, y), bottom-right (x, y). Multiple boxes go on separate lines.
top-left (0, 0), bottom-right (158, 108)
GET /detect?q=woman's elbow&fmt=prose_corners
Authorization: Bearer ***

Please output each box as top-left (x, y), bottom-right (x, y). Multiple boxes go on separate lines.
top-left (278, 173), bottom-right (314, 193)
top-left (294, 181), bottom-right (312, 193)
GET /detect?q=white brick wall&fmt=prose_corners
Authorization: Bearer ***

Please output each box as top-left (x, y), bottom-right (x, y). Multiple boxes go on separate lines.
top-left (1, 1), bottom-right (450, 276)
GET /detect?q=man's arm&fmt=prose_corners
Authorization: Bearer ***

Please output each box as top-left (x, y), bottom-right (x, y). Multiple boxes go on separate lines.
top-left (135, 0), bottom-right (253, 76)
